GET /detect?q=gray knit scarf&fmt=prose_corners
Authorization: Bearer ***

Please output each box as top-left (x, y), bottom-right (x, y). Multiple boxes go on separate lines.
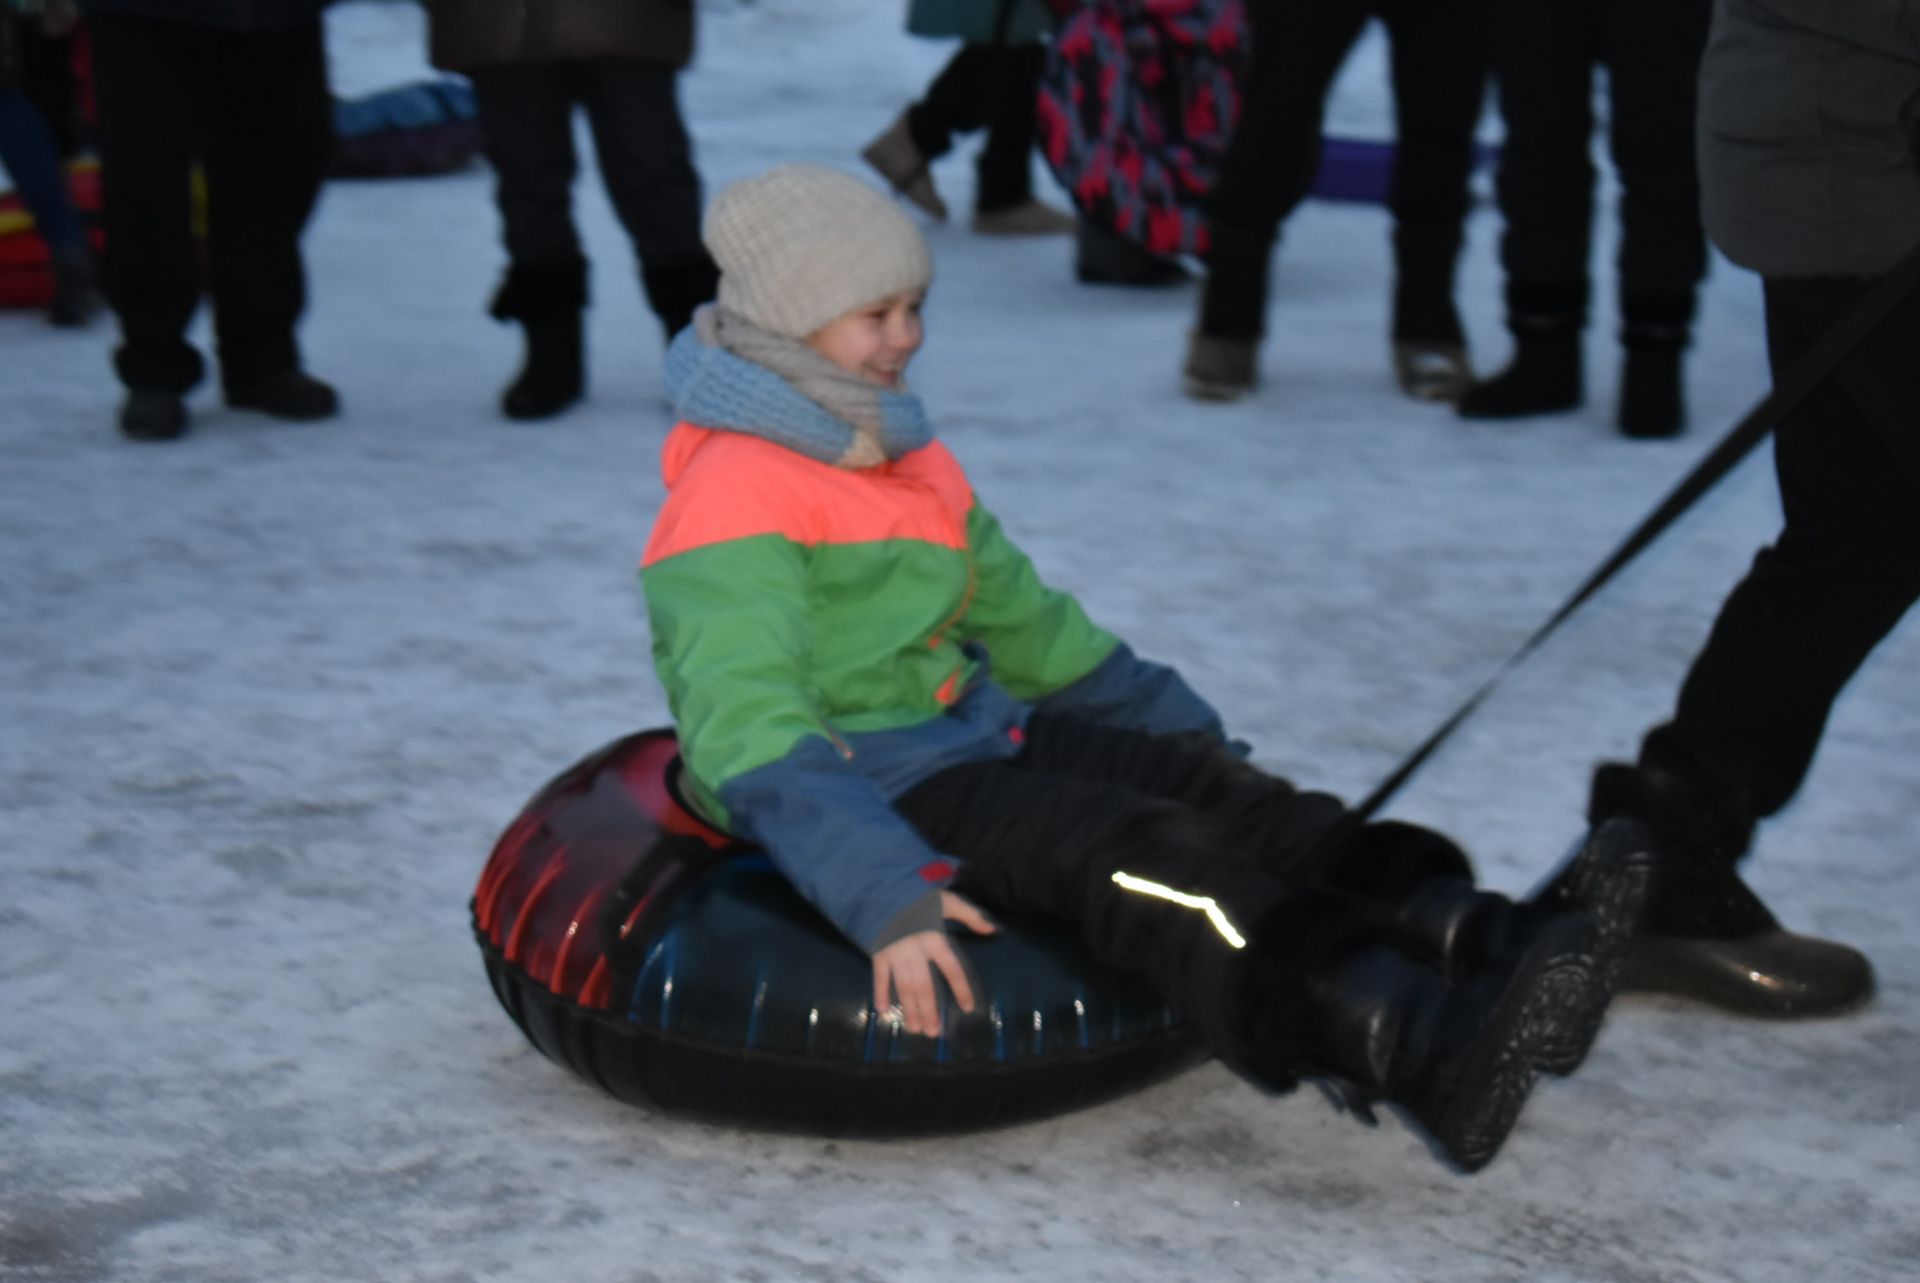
top-left (674, 305), bottom-right (932, 469)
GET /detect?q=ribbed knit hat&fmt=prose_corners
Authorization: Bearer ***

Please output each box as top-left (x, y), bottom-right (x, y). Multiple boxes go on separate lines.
top-left (705, 164), bottom-right (934, 339)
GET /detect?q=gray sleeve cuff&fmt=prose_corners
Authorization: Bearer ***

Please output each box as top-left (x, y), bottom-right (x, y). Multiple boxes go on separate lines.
top-left (867, 888), bottom-right (947, 953)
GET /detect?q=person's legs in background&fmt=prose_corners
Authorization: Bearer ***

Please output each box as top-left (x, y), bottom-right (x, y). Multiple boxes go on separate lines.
top-left (578, 59), bottom-right (718, 343)
top-left (1600, 0), bottom-right (1712, 438)
top-left (472, 61), bottom-right (591, 421)
top-left (1183, 0), bottom-right (1370, 400)
top-left (1378, 0), bottom-right (1485, 403)
top-left (969, 41), bottom-right (1074, 234)
top-left (87, 12), bottom-right (208, 440)
top-left (1458, 0), bottom-right (1597, 421)
top-left (202, 18), bottom-right (335, 420)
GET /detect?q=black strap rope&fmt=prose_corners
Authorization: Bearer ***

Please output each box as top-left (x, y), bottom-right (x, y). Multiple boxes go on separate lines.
top-left (1352, 244), bottom-right (1920, 822)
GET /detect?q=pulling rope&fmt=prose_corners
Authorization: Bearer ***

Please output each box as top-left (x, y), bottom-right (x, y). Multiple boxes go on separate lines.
top-left (1352, 245), bottom-right (1920, 823)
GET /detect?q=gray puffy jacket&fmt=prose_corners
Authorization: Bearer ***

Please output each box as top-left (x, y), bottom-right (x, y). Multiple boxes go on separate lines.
top-left (1699, 0), bottom-right (1920, 277)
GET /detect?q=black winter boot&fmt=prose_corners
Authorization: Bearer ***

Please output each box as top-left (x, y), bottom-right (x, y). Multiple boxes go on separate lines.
top-left (491, 256), bottom-right (588, 422)
top-left (641, 253), bottom-right (720, 341)
top-left (1587, 758), bottom-right (1875, 1017)
top-left (119, 388), bottom-right (189, 442)
top-left (225, 368), bottom-right (340, 421)
top-left (1616, 292), bottom-right (1694, 439)
top-left (1335, 818), bottom-right (1651, 1076)
top-left (1457, 281), bottom-right (1586, 420)
top-left (1296, 914), bottom-right (1605, 1173)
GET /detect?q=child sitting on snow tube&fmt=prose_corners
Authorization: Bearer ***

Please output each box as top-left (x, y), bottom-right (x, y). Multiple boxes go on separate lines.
top-left (638, 163), bottom-right (1654, 1172)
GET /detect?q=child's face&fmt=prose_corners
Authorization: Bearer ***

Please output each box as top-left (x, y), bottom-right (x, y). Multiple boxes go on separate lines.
top-left (805, 290), bottom-right (925, 389)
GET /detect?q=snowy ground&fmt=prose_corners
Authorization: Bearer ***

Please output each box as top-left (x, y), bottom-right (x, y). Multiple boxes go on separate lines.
top-left (3, 3), bottom-right (1916, 1280)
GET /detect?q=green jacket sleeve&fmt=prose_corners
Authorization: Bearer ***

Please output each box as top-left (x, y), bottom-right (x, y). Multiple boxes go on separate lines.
top-left (956, 501), bottom-right (1118, 700)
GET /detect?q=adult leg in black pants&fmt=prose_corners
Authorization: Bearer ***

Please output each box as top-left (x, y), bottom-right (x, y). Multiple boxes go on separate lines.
top-left (577, 60), bottom-right (718, 340)
top-left (1379, 0), bottom-right (1486, 403)
top-left (1590, 276), bottom-right (1920, 1015)
top-left (473, 63), bottom-right (593, 421)
top-left (474, 60), bottom-right (718, 420)
top-left (90, 14), bottom-right (336, 440)
top-left (1458, 0), bottom-right (1596, 424)
top-left (894, 715), bottom-right (1635, 1171)
top-left (1184, 0), bottom-right (1485, 403)
top-left (202, 21), bottom-right (333, 412)
top-left (90, 14), bottom-right (212, 438)
top-left (1462, 0), bottom-right (1711, 435)
top-left (1186, 0), bottom-right (1368, 400)
top-left (865, 42), bottom-right (1073, 234)
top-left (1601, 0), bottom-right (1711, 438)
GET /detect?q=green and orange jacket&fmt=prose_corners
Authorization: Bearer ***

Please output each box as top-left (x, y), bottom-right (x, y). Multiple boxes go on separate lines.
top-left (640, 330), bottom-right (1222, 953)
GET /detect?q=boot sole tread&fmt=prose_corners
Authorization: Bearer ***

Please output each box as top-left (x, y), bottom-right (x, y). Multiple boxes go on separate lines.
top-left (1426, 917), bottom-right (1603, 1171)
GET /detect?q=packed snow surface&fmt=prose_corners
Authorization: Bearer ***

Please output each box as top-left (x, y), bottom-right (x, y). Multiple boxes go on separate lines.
top-left (2, 3), bottom-right (1914, 1280)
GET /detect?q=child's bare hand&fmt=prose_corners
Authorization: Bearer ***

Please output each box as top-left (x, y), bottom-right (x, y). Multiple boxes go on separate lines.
top-left (871, 892), bottom-right (997, 1037)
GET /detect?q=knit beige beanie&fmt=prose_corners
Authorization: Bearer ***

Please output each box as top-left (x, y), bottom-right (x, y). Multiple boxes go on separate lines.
top-left (705, 164), bottom-right (934, 339)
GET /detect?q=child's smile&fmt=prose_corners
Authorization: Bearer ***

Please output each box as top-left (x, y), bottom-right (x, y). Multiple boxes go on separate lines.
top-left (806, 290), bottom-right (926, 388)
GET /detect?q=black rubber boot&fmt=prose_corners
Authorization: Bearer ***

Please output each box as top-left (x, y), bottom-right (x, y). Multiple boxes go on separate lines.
top-left (491, 256), bottom-right (588, 421)
top-left (641, 252), bottom-right (720, 341)
top-left (1587, 759), bottom-right (1875, 1017)
top-left (119, 388), bottom-right (189, 442)
top-left (1616, 291), bottom-right (1694, 439)
top-left (225, 368), bottom-right (340, 421)
top-left (1298, 915), bottom-right (1604, 1173)
top-left (1458, 281), bottom-right (1586, 420)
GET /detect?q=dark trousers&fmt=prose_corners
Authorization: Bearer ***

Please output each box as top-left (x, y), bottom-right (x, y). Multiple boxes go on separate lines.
top-left (905, 42), bottom-right (1046, 213)
top-left (470, 61), bottom-right (709, 289)
top-left (1206, 0), bottom-right (1486, 241)
top-left (12, 24), bottom-right (82, 158)
top-left (1642, 274), bottom-right (1920, 839)
top-left (88, 14), bottom-right (331, 394)
top-left (1487, 0), bottom-right (1711, 307)
top-left (895, 714), bottom-right (1473, 1082)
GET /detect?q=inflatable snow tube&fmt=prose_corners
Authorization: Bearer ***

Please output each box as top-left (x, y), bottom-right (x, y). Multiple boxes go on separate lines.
top-left (0, 160), bottom-right (101, 310)
top-left (329, 78), bottom-right (481, 179)
top-left (474, 729), bottom-right (1206, 1135)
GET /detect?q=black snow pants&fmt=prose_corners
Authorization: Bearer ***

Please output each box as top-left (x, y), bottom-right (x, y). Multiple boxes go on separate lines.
top-left (1485, 0), bottom-right (1712, 311)
top-left (1635, 274), bottom-right (1920, 850)
top-left (469, 60), bottom-right (711, 318)
top-left (88, 13), bottom-right (332, 394)
top-left (893, 713), bottom-right (1476, 1085)
top-left (1205, 0), bottom-right (1487, 243)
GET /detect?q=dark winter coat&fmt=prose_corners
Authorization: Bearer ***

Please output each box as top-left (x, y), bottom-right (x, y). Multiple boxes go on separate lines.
top-left (76, 0), bottom-right (330, 29)
top-left (1698, 0), bottom-right (1920, 277)
top-left (427, 0), bottom-right (693, 72)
